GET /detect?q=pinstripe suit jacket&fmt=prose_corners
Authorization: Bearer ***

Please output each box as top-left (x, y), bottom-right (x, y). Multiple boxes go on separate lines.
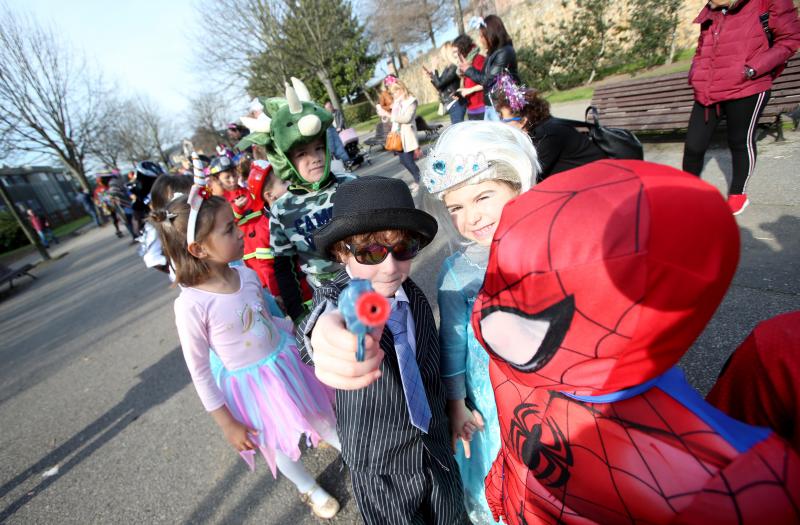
top-left (298, 270), bottom-right (453, 474)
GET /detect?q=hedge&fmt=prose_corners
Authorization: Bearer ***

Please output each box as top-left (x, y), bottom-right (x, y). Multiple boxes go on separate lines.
top-left (341, 101), bottom-right (376, 126)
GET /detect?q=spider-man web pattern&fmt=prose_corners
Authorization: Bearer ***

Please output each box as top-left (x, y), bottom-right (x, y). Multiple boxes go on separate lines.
top-left (472, 160), bottom-right (800, 524)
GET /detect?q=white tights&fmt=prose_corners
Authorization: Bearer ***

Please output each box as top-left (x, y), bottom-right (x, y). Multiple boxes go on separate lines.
top-left (275, 425), bottom-right (341, 494)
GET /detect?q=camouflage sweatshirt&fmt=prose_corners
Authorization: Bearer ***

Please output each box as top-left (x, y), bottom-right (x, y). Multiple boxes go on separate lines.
top-left (268, 173), bottom-right (355, 288)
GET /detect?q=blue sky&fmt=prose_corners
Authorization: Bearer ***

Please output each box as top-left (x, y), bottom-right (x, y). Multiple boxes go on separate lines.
top-left (11, 0), bottom-right (197, 115)
top-left (10, 1), bottom-right (460, 120)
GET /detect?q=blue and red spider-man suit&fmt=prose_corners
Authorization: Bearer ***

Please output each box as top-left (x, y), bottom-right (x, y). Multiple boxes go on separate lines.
top-left (472, 160), bottom-right (800, 524)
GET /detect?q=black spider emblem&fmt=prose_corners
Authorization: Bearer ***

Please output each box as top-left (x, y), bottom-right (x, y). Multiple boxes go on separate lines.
top-left (509, 403), bottom-right (573, 488)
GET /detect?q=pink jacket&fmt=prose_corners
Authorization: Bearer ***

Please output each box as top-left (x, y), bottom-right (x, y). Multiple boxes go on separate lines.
top-left (689, 0), bottom-right (800, 106)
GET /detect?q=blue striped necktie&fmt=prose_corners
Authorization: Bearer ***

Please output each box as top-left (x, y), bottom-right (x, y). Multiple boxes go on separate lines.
top-left (386, 300), bottom-right (431, 433)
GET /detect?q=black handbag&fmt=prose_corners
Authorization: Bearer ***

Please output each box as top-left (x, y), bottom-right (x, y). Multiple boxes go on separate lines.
top-left (584, 106), bottom-right (644, 160)
top-left (559, 107), bottom-right (644, 160)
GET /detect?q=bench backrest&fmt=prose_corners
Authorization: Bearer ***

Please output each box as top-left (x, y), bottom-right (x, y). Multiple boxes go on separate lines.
top-left (591, 53), bottom-right (800, 132)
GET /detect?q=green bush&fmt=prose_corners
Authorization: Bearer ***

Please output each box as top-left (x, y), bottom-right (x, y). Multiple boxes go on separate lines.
top-left (517, 46), bottom-right (557, 92)
top-left (342, 101), bottom-right (376, 126)
top-left (0, 211), bottom-right (28, 252)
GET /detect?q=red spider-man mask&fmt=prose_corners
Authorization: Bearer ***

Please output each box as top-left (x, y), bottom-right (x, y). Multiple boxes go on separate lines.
top-left (473, 160), bottom-right (739, 395)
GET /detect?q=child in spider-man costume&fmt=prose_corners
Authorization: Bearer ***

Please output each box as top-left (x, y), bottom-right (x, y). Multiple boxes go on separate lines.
top-left (472, 159), bottom-right (800, 524)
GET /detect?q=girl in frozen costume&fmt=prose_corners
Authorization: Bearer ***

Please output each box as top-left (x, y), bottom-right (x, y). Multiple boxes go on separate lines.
top-left (422, 121), bottom-right (539, 523)
top-left (153, 155), bottom-right (341, 520)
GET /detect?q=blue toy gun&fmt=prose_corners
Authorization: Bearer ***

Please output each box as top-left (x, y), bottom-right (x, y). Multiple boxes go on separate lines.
top-left (339, 279), bottom-right (391, 362)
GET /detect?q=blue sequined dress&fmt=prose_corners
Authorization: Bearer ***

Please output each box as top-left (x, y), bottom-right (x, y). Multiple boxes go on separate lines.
top-left (437, 244), bottom-right (501, 524)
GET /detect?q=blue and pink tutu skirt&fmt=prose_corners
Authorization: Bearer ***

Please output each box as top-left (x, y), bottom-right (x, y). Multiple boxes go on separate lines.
top-left (209, 331), bottom-right (336, 477)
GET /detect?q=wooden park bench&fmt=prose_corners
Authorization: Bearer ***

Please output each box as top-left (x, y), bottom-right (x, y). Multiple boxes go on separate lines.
top-left (0, 262), bottom-right (36, 291)
top-left (590, 53), bottom-right (800, 141)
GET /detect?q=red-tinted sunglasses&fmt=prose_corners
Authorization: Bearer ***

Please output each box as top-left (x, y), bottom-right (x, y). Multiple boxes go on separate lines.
top-left (346, 237), bottom-right (421, 265)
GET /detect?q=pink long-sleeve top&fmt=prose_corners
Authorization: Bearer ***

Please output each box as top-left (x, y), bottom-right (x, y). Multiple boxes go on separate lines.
top-left (174, 266), bottom-right (294, 411)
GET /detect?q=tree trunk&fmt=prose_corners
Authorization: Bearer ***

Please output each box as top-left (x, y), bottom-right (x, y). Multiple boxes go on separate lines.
top-left (362, 87), bottom-right (376, 107)
top-left (58, 154), bottom-right (91, 192)
top-left (391, 39), bottom-right (403, 71)
top-left (316, 69), bottom-right (341, 111)
top-left (453, 0), bottom-right (465, 35)
top-left (667, 26), bottom-right (678, 64)
top-left (427, 18), bottom-right (437, 49)
top-left (0, 180), bottom-right (50, 261)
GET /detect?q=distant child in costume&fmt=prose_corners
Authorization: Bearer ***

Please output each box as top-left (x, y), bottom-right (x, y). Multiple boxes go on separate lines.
top-left (209, 154), bottom-right (248, 208)
top-left (298, 176), bottom-right (467, 525)
top-left (239, 78), bottom-right (354, 321)
top-left (247, 161), bottom-right (314, 305)
top-left (154, 158), bottom-right (341, 520)
top-left (211, 155), bottom-right (277, 293)
top-left (139, 174), bottom-right (193, 275)
top-left (422, 121), bottom-right (539, 524)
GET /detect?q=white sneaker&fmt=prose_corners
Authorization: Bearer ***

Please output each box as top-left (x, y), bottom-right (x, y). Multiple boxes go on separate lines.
top-left (301, 484), bottom-right (340, 519)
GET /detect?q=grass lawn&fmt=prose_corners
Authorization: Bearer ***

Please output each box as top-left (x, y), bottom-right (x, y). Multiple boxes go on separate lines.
top-left (53, 216), bottom-right (91, 237)
top-left (545, 86), bottom-right (595, 104)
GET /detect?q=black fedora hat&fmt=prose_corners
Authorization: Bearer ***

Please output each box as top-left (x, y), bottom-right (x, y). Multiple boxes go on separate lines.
top-left (313, 176), bottom-right (438, 257)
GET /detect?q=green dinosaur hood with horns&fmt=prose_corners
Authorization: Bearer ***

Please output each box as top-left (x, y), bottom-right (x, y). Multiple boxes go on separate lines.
top-left (238, 90), bottom-right (334, 192)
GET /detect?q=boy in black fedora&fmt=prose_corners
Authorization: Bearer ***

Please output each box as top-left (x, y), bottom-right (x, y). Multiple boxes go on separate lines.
top-left (297, 176), bottom-right (467, 524)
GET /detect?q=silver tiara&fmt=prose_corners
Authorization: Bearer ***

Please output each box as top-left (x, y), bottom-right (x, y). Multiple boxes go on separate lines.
top-left (424, 153), bottom-right (493, 195)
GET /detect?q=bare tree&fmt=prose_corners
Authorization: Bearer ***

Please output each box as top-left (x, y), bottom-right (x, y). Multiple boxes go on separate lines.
top-left (0, 5), bottom-right (109, 191)
top-left (366, 0), bottom-right (418, 71)
top-left (452, 0), bottom-right (465, 35)
top-left (409, 0), bottom-right (451, 49)
top-left (186, 90), bottom-right (232, 154)
top-left (367, 0), bottom-right (449, 61)
top-left (133, 97), bottom-right (179, 167)
top-left (194, 0), bottom-right (289, 93)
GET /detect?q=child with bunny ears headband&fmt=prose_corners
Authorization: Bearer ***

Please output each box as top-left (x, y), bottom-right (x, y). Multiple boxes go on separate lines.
top-left (152, 152), bottom-right (343, 520)
top-left (422, 120), bottom-right (540, 524)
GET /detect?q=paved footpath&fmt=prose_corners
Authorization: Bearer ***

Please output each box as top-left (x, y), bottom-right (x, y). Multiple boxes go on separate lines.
top-left (1, 124), bottom-right (798, 523)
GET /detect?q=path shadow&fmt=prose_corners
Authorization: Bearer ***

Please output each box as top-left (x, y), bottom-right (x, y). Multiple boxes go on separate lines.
top-left (681, 213), bottom-right (800, 395)
top-left (0, 347), bottom-right (189, 521)
top-left (0, 244), bottom-right (170, 406)
top-left (185, 444), bottom-right (350, 523)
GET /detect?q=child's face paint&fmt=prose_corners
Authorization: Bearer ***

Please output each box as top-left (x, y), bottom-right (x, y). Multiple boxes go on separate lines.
top-left (288, 137), bottom-right (326, 183)
top-left (443, 180), bottom-right (519, 246)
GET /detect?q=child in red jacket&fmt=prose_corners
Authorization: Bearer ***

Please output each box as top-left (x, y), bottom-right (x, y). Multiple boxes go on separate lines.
top-left (247, 161), bottom-right (313, 306)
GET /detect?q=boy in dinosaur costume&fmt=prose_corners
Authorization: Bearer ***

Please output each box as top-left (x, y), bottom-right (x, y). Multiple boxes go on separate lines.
top-left (471, 159), bottom-right (800, 524)
top-left (239, 78), bottom-right (354, 321)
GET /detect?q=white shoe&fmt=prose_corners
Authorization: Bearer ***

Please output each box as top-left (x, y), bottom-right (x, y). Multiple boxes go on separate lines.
top-left (301, 484), bottom-right (340, 519)
top-left (409, 182), bottom-right (420, 194)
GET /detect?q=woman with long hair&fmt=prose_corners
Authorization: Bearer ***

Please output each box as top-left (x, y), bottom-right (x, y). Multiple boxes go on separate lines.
top-left (453, 34), bottom-right (486, 121)
top-left (459, 15), bottom-right (519, 121)
top-left (377, 79), bottom-right (422, 192)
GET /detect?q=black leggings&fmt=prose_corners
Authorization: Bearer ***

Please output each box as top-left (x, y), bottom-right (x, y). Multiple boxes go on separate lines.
top-left (682, 90), bottom-right (770, 195)
top-left (398, 151), bottom-right (420, 182)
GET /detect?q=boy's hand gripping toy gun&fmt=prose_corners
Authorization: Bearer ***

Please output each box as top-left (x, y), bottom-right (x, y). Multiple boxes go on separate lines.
top-left (339, 279), bottom-right (391, 362)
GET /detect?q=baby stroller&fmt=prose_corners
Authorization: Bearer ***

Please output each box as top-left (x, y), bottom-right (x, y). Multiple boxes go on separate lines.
top-left (339, 128), bottom-right (371, 170)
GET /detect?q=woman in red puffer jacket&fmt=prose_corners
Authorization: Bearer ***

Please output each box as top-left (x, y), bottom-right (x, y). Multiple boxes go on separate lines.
top-left (682, 0), bottom-right (800, 215)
